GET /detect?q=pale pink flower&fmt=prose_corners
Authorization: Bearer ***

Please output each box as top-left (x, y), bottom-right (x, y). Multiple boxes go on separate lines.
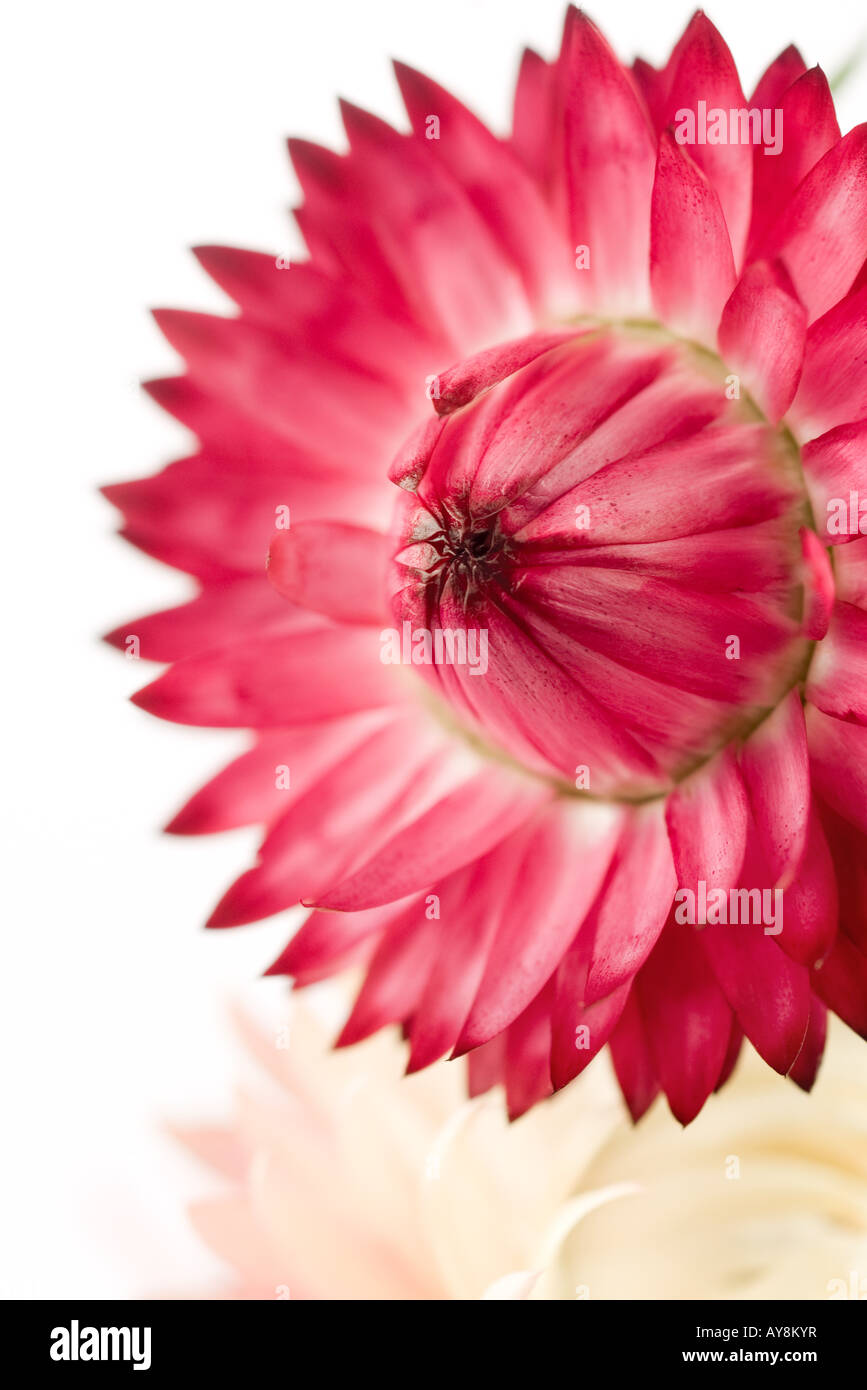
top-left (173, 1004), bottom-right (867, 1300)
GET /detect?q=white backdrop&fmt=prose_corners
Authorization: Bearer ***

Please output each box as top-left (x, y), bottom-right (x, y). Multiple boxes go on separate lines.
top-left (3, 0), bottom-right (866, 1298)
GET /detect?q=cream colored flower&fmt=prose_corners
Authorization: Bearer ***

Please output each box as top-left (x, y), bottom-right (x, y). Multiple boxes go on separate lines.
top-left (174, 1000), bottom-right (867, 1300)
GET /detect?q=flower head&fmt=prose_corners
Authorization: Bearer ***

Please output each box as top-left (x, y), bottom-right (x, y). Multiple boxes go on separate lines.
top-left (107, 8), bottom-right (867, 1123)
top-left (174, 1003), bottom-right (867, 1300)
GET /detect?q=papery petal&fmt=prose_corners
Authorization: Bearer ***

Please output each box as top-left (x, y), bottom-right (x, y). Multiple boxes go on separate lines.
top-left (650, 132), bottom-right (736, 343)
top-left (584, 804), bottom-right (676, 1003)
top-left (665, 751), bottom-right (749, 895)
top-left (132, 626), bottom-right (405, 728)
top-left (315, 768), bottom-right (550, 912)
top-left (662, 12), bottom-right (752, 264)
top-left (700, 917), bottom-right (810, 1074)
top-left (788, 285), bottom-right (867, 439)
top-left (559, 8), bottom-right (655, 313)
top-left (636, 917), bottom-right (732, 1124)
top-left (739, 691), bottom-right (810, 889)
top-left (747, 67), bottom-right (840, 256)
top-left (607, 989), bottom-right (659, 1122)
top-left (267, 522), bottom-right (390, 624)
top-left (717, 260), bottom-right (805, 423)
top-left (455, 800), bottom-right (623, 1053)
top-left (755, 125), bottom-right (867, 323)
top-left (807, 601), bottom-right (867, 723)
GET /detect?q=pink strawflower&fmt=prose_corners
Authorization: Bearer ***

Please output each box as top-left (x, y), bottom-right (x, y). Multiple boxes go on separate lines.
top-left (107, 8), bottom-right (867, 1124)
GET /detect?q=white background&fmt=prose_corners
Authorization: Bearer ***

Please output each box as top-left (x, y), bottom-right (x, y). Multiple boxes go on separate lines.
top-left (3, 0), bottom-right (866, 1298)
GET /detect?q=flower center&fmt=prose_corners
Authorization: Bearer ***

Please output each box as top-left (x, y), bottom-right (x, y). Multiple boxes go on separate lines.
top-left (389, 325), bottom-right (815, 801)
top-left (415, 506), bottom-right (517, 614)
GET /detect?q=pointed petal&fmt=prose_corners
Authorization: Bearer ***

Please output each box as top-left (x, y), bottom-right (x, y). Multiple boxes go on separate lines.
top-left (584, 804), bottom-right (676, 1003)
top-left (651, 131), bottom-right (736, 343)
top-left (132, 626), bottom-right (406, 728)
top-left (455, 799), bottom-right (623, 1052)
top-left (788, 285), bottom-right (867, 439)
top-left (739, 690), bottom-right (810, 889)
top-left (315, 769), bottom-right (550, 912)
top-left (717, 260), bottom-right (806, 423)
top-left (700, 917), bottom-right (810, 1073)
top-left (756, 125), bottom-right (867, 323)
top-left (665, 750), bottom-right (750, 896)
top-left (636, 917), bottom-right (732, 1124)
top-left (807, 601), bottom-right (867, 723)
top-left (559, 9), bottom-right (655, 313)
top-left (608, 990), bottom-right (660, 1122)
top-left (663, 13), bottom-right (753, 263)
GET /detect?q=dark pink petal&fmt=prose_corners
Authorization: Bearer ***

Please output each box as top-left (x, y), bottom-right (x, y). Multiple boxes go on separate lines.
top-left (739, 691), bottom-right (810, 889)
top-left (631, 57), bottom-right (668, 132)
top-left (812, 933), bottom-right (867, 1039)
top-left (511, 47), bottom-right (560, 197)
top-left (816, 801), bottom-right (867, 956)
top-left (747, 67), bottom-right (840, 256)
top-left (665, 751), bottom-right (749, 895)
top-left (191, 247), bottom-right (437, 382)
top-left (551, 948), bottom-right (630, 1091)
top-left (394, 61), bottom-right (574, 313)
top-left (835, 535), bottom-right (867, 605)
top-left (584, 804), bottom-right (676, 1003)
top-left (466, 1034), bottom-right (507, 1099)
top-left (455, 800), bottom-right (623, 1052)
top-left (337, 907), bottom-right (444, 1046)
top-left (504, 983), bottom-right (556, 1120)
top-left (700, 917), bottom-right (810, 1073)
top-left (636, 917), bottom-right (732, 1125)
top-left (315, 769), bottom-right (551, 912)
top-left (166, 717), bottom-right (387, 836)
top-left (788, 285), bottom-right (867, 440)
top-left (406, 853), bottom-right (515, 1073)
top-left (132, 626), bottom-right (406, 728)
top-left (608, 990), bottom-right (660, 1122)
top-left (802, 421), bottom-right (867, 545)
top-left (104, 579), bottom-right (301, 663)
top-left (756, 125), bottom-right (867, 323)
top-left (717, 260), bottom-right (806, 423)
top-left (418, 589), bottom-right (664, 793)
top-left (662, 13), bottom-right (752, 264)
top-left (152, 308), bottom-right (408, 459)
top-left (799, 527), bottom-right (836, 641)
top-left (516, 422), bottom-right (795, 550)
top-left (778, 810), bottom-right (838, 967)
top-left (387, 413), bottom-right (448, 493)
top-left (552, 520), bottom-right (797, 593)
top-left (431, 331), bottom-right (575, 416)
top-left (267, 522), bottom-right (390, 624)
top-left (715, 1017), bottom-right (744, 1091)
top-left (749, 45), bottom-right (806, 108)
top-left (288, 136), bottom-right (426, 325)
top-left (265, 900), bottom-right (415, 981)
top-left (104, 454), bottom-right (383, 579)
top-left (207, 715), bottom-right (447, 925)
top-left (514, 560), bottom-right (800, 710)
top-left (559, 8), bottom-right (655, 313)
top-left (807, 705), bottom-right (867, 835)
top-left (787, 998), bottom-right (827, 1092)
top-left (337, 99), bottom-right (532, 351)
top-left (651, 131), bottom-right (736, 342)
top-left (807, 601), bottom-right (867, 723)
